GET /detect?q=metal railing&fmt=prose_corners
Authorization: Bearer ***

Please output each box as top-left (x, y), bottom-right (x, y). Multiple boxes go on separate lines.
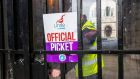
top-left (1, 49), bottom-right (140, 79)
top-left (0, 0), bottom-right (139, 79)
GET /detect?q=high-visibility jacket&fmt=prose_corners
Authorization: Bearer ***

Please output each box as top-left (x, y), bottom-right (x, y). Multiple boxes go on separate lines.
top-left (75, 20), bottom-right (104, 77)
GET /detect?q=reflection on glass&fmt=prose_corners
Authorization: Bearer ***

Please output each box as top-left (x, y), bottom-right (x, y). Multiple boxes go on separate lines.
top-left (101, 0), bottom-right (119, 79)
top-left (47, 0), bottom-right (59, 13)
top-left (82, 0), bottom-right (104, 79)
top-left (83, 0), bottom-right (96, 22)
top-left (101, 0), bottom-right (118, 50)
top-left (83, 0), bottom-right (97, 50)
top-left (63, 0), bottom-right (72, 12)
top-left (63, 0), bottom-right (77, 12)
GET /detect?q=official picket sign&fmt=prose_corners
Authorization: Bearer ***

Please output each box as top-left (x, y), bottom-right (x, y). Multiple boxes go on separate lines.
top-left (43, 12), bottom-right (78, 63)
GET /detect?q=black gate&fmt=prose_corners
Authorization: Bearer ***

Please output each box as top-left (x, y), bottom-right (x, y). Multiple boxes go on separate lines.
top-left (0, 0), bottom-right (140, 79)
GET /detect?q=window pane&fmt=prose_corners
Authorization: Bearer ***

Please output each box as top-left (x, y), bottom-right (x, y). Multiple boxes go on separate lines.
top-left (101, 0), bottom-right (118, 79)
top-left (63, 0), bottom-right (72, 12)
top-left (103, 55), bottom-right (118, 79)
top-left (102, 0), bottom-right (118, 50)
top-left (106, 7), bottom-right (110, 16)
top-left (82, 0), bottom-right (97, 50)
top-left (47, 0), bottom-right (59, 13)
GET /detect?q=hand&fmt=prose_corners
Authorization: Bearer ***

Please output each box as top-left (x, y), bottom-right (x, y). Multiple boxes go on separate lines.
top-left (85, 30), bottom-right (96, 40)
top-left (51, 69), bottom-right (61, 77)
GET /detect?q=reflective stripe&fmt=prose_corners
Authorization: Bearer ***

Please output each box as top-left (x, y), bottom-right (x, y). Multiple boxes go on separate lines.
top-left (82, 20), bottom-right (95, 30)
top-left (83, 58), bottom-right (97, 66)
top-left (82, 25), bottom-right (95, 30)
top-left (89, 46), bottom-right (97, 50)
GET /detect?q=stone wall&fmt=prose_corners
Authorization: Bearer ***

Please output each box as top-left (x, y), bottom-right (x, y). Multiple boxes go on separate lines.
top-left (123, 0), bottom-right (140, 60)
top-left (123, 0), bottom-right (140, 49)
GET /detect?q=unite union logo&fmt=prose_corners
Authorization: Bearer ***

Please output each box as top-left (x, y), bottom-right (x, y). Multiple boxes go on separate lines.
top-left (54, 14), bottom-right (65, 29)
top-left (59, 54), bottom-right (66, 61)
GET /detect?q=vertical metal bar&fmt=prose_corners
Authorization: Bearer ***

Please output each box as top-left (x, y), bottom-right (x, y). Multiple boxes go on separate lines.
top-left (4, 0), bottom-right (15, 49)
top-left (59, 0), bottom-right (63, 12)
top-left (78, 53), bottom-right (83, 79)
top-left (0, 0), bottom-right (3, 49)
top-left (2, 53), bottom-right (4, 79)
top-left (96, 0), bottom-right (102, 79)
top-left (28, 0), bottom-right (33, 53)
top-left (0, 0), bottom-right (4, 78)
top-left (44, 1), bottom-right (49, 79)
top-left (60, 64), bottom-right (66, 79)
top-left (118, 0), bottom-right (123, 50)
top-left (28, 0), bottom-right (33, 54)
top-left (23, 0), bottom-right (30, 79)
top-left (2, 0), bottom-right (9, 50)
top-left (2, 0), bottom-right (15, 79)
top-left (13, 0), bottom-right (30, 79)
top-left (0, 0), bottom-right (4, 49)
top-left (28, 0), bottom-right (33, 79)
top-left (97, 54), bottom-right (102, 79)
top-left (0, 54), bottom-right (1, 79)
top-left (12, 6), bottom-right (20, 76)
top-left (24, 51), bottom-right (30, 79)
top-left (97, 0), bottom-right (102, 50)
top-left (60, 1), bottom-right (66, 79)
top-left (60, 1), bottom-right (66, 77)
top-left (77, 0), bottom-right (83, 79)
top-left (2, 53), bottom-right (5, 79)
top-left (44, 52), bottom-right (49, 79)
top-left (14, 0), bottom-right (29, 50)
top-left (118, 0), bottom-right (124, 79)
top-left (0, 6), bottom-right (4, 76)
top-left (0, 53), bottom-right (2, 79)
top-left (118, 54), bottom-right (123, 79)
top-left (46, 0), bottom-right (48, 13)
top-left (13, 0), bottom-right (18, 50)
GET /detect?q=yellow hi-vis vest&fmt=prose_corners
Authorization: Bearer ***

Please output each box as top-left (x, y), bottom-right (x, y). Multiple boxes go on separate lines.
top-left (75, 20), bottom-right (104, 77)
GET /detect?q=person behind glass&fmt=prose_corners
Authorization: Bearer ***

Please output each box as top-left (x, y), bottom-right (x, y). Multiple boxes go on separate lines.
top-left (76, 14), bottom-right (104, 79)
top-left (50, 15), bottom-right (104, 79)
